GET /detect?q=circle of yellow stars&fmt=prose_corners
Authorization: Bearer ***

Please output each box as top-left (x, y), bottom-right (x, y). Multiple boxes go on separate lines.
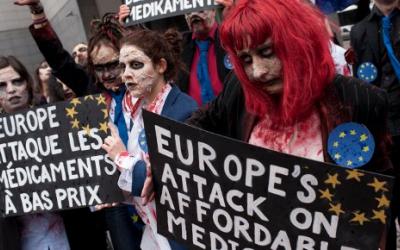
top-left (65, 94), bottom-right (109, 135)
top-left (358, 62), bottom-right (378, 82)
top-left (331, 129), bottom-right (371, 167)
top-left (318, 170), bottom-right (390, 225)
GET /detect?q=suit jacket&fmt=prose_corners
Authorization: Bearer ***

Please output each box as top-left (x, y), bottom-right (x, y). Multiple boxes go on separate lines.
top-left (350, 12), bottom-right (382, 85)
top-left (176, 30), bottom-right (231, 94)
top-left (187, 73), bottom-right (392, 175)
top-left (350, 8), bottom-right (400, 136)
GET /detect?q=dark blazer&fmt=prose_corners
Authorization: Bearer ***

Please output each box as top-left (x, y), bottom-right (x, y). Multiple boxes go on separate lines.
top-left (176, 29), bottom-right (231, 94)
top-left (187, 73), bottom-right (392, 175)
top-left (350, 12), bottom-right (382, 85)
top-left (350, 9), bottom-right (400, 139)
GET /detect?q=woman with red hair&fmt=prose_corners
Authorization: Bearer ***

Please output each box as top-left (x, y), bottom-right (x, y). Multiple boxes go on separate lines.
top-left (188, 0), bottom-right (396, 247)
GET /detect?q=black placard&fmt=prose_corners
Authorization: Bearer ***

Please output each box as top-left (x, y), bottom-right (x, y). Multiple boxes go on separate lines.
top-left (0, 94), bottom-right (123, 217)
top-left (124, 0), bottom-right (218, 26)
top-left (143, 110), bottom-right (394, 250)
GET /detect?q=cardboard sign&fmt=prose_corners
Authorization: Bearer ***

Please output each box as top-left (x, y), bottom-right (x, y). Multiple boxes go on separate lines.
top-left (124, 0), bottom-right (218, 26)
top-left (143, 110), bottom-right (394, 250)
top-left (0, 94), bottom-right (123, 217)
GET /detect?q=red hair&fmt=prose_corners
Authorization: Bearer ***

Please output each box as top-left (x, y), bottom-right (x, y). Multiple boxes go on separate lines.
top-left (220, 0), bottom-right (335, 125)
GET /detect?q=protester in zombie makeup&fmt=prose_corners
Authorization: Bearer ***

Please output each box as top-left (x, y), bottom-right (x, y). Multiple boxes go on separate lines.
top-left (118, 4), bottom-right (231, 106)
top-left (0, 55), bottom-right (70, 250)
top-left (187, 0), bottom-right (396, 248)
top-left (15, 0), bottom-right (142, 249)
top-left (102, 29), bottom-right (197, 250)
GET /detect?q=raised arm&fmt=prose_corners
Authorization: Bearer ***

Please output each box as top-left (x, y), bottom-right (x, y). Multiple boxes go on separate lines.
top-left (15, 0), bottom-right (92, 97)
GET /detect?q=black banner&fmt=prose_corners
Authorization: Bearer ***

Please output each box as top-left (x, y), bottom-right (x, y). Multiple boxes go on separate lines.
top-left (0, 94), bottom-right (123, 217)
top-left (124, 0), bottom-right (218, 26)
top-left (143, 110), bottom-right (394, 250)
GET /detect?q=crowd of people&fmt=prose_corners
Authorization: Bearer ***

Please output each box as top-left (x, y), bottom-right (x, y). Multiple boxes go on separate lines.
top-left (0, 0), bottom-right (399, 249)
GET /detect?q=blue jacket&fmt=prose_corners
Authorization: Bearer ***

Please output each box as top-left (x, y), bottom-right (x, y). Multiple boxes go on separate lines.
top-left (131, 85), bottom-right (198, 196)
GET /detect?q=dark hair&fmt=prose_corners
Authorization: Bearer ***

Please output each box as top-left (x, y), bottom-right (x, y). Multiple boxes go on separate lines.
top-left (119, 28), bottom-right (183, 82)
top-left (34, 60), bottom-right (47, 97)
top-left (87, 13), bottom-right (125, 85)
top-left (0, 55), bottom-right (39, 106)
top-left (47, 75), bottom-right (68, 103)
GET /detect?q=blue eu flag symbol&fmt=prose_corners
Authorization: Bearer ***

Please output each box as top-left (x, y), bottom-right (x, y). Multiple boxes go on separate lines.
top-left (327, 122), bottom-right (375, 169)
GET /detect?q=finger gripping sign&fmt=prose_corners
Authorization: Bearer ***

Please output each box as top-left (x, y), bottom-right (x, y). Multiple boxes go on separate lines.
top-left (142, 110), bottom-right (394, 250)
top-left (124, 0), bottom-right (219, 26)
top-left (0, 94), bottom-right (123, 217)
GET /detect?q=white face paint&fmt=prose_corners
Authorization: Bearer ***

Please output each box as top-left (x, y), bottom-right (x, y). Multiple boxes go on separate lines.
top-left (0, 66), bottom-right (29, 113)
top-left (237, 39), bottom-right (283, 95)
top-left (185, 10), bottom-right (215, 38)
top-left (119, 44), bottom-right (163, 98)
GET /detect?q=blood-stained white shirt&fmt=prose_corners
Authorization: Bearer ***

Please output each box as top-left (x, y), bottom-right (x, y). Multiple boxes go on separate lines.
top-left (249, 109), bottom-right (324, 162)
top-left (115, 84), bottom-right (173, 250)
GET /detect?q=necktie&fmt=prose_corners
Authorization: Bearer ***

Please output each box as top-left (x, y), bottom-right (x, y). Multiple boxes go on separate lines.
top-left (196, 39), bottom-right (215, 104)
top-left (110, 87), bottom-right (128, 146)
top-left (382, 15), bottom-right (400, 81)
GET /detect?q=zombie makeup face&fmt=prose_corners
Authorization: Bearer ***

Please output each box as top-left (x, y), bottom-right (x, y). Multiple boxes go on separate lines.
top-left (237, 39), bottom-right (283, 95)
top-left (72, 43), bottom-right (88, 66)
top-left (91, 43), bottom-right (122, 91)
top-left (0, 66), bottom-right (29, 113)
top-left (185, 10), bottom-right (216, 38)
top-left (119, 44), bottom-right (164, 99)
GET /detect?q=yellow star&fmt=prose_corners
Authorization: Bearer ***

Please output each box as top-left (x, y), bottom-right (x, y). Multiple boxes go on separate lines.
top-left (360, 134), bottom-right (368, 142)
top-left (131, 214), bottom-right (139, 222)
top-left (101, 108), bottom-right (109, 119)
top-left (70, 119), bottom-right (80, 129)
top-left (368, 177), bottom-right (389, 192)
top-left (362, 146), bottom-right (370, 152)
top-left (333, 141), bottom-right (339, 147)
top-left (371, 209), bottom-right (387, 224)
top-left (324, 173), bottom-right (341, 188)
top-left (319, 188), bottom-right (334, 201)
top-left (334, 153), bottom-right (341, 160)
top-left (375, 194), bottom-right (390, 208)
top-left (328, 203), bottom-right (345, 216)
top-left (82, 124), bottom-right (91, 135)
top-left (347, 160), bottom-right (353, 166)
top-left (70, 98), bottom-right (81, 106)
top-left (358, 156), bottom-right (364, 162)
top-left (339, 132), bottom-right (346, 138)
top-left (99, 121), bottom-right (108, 134)
top-left (350, 130), bottom-right (356, 135)
top-left (84, 95), bottom-right (94, 100)
top-left (350, 211), bottom-right (370, 225)
top-left (96, 95), bottom-right (107, 105)
top-left (346, 169), bottom-right (365, 182)
top-left (65, 107), bottom-right (78, 118)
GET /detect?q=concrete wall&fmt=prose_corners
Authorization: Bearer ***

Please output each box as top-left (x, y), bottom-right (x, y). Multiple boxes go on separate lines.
top-left (0, 0), bottom-right (87, 77)
top-left (0, 0), bottom-right (142, 76)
